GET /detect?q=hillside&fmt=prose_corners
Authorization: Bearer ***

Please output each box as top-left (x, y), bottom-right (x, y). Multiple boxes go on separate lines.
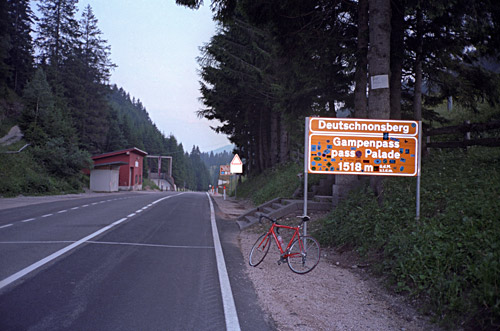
top-left (0, 1), bottom-right (211, 196)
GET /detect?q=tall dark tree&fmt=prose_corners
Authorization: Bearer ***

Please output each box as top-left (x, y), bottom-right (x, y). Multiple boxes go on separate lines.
top-left (65, 4), bottom-right (115, 153)
top-left (21, 67), bottom-right (90, 178)
top-left (0, 0), bottom-right (11, 97)
top-left (35, 0), bottom-right (79, 70)
top-left (79, 4), bottom-right (114, 84)
top-left (5, 0), bottom-right (34, 94)
top-left (189, 146), bottom-right (210, 191)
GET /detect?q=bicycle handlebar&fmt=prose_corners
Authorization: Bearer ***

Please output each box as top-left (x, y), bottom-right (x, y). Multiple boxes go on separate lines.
top-left (258, 214), bottom-right (276, 224)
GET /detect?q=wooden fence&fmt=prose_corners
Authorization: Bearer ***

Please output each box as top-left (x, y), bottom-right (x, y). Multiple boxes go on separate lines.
top-left (425, 120), bottom-right (500, 149)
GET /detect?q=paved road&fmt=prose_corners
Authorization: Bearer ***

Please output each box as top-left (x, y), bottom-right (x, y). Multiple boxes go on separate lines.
top-left (0, 192), bottom-right (272, 330)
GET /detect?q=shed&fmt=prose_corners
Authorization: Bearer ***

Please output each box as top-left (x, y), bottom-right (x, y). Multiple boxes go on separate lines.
top-left (89, 161), bottom-right (127, 192)
top-left (91, 147), bottom-right (148, 191)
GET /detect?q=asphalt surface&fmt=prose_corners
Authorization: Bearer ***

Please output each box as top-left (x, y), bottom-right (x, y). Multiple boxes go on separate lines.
top-left (0, 191), bottom-right (273, 330)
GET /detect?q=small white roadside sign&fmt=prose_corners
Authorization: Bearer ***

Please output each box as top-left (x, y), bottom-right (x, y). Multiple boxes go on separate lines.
top-left (230, 154), bottom-right (243, 174)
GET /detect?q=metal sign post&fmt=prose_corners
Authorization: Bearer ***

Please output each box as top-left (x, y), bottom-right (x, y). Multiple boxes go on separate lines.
top-left (416, 122), bottom-right (422, 220)
top-left (303, 117), bottom-right (309, 237)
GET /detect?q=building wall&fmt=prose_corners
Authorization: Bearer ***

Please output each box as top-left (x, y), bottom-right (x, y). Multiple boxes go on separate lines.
top-left (90, 168), bottom-right (119, 192)
top-left (93, 150), bottom-right (145, 191)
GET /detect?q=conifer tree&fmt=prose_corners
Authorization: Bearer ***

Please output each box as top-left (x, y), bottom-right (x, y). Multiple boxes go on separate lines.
top-left (4, 0), bottom-right (34, 94)
top-left (35, 0), bottom-right (79, 70)
top-left (0, 0), bottom-right (11, 97)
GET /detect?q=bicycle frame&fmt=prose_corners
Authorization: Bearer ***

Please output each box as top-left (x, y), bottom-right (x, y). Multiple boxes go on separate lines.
top-left (265, 222), bottom-right (302, 258)
top-left (250, 214), bottom-right (320, 274)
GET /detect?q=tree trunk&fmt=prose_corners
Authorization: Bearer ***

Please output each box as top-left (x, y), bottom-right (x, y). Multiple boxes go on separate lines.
top-left (258, 110), bottom-right (266, 173)
top-left (368, 0), bottom-right (391, 201)
top-left (279, 112), bottom-right (289, 164)
top-left (368, 0), bottom-right (391, 119)
top-left (390, 0), bottom-right (405, 120)
top-left (413, 6), bottom-right (423, 121)
top-left (262, 109), bottom-right (270, 170)
top-left (354, 0), bottom-right (369, 119)
top-left (270, 110), bottom-right (278, 167)
top-left (336, 0), bottom-right (370, 201)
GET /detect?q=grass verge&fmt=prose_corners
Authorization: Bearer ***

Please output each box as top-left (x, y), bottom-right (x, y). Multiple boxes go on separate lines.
top-left (318, 147), bottom-right (500, 329)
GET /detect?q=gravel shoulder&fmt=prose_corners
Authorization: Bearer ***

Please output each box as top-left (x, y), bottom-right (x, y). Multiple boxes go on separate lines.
top-left (213, 195), bottom-right (442, 331)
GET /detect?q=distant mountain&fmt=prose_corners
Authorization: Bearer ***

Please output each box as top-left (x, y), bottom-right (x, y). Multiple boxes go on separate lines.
top-left (210, 144), bottom-right (234, 154)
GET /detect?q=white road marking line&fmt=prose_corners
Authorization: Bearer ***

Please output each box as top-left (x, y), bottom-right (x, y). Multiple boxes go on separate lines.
top-left (0, 217), bottom-right (128, 291)
top-left (71, 207), bottom-right (79, 210)
top-left (82, 204), bottom-right (89, 207)
top-left (127, 213), bottom-right (136, 217)
top-left (86, 241), bottom-right (214, 249)
top-left (57, 210), bottom-right (67, 214)
top-left (0, 224), bottom-right (13, 229)
top-left (206, 192), bottom-right (241, 331)
top-left (41, 214), bottom-right (53, 218)
top-left (21, 218), bottom-right (35, 223)
top-left (0, 193), bottom-right (186, 291)
top-left (92, 202), bottom-right (99, 205)
top-left (0, 241), bottom-right (75, 244)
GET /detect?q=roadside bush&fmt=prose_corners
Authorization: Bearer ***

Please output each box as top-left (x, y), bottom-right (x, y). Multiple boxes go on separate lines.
top-left (319, 147), bottom-right (500, 329)
top-left (237, 162), bottom-right (303, 205)
top-left (0, 146), bottom-right (86, 197)
top-left (236, 161), bottom-right (327, 205)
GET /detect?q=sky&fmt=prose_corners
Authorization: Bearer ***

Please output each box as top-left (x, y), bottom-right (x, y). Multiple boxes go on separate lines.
top-left (73, 0), bottom-right (231, 152)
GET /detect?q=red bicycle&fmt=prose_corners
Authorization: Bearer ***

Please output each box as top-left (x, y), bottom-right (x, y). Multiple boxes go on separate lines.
top-left (249, 214), bottom-right (320, 274)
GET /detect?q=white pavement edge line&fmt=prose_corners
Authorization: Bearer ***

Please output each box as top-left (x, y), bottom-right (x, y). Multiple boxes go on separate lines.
top-left (0, 193), bottom-right (185, 291)
top-left (206, 192), bottom-right (241, 331)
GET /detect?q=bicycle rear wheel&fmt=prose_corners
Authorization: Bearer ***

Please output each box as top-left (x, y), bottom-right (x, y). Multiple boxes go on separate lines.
top-left (287, 236), bottom-right (320, 274)
top-left (249, 233), bottom-right (271, 267)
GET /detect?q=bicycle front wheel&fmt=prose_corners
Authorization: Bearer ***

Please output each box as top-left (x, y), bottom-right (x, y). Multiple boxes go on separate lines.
top-left (287, 236), bottom-right (320, 274)
top-left (249, 233), bottom-right (271, 267)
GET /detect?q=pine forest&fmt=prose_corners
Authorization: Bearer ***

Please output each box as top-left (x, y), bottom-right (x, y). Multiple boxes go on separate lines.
top-left (0, 0), bottom-right (212, 195)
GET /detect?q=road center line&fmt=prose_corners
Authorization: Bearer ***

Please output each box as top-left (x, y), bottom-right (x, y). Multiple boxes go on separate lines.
top-left (0, 193), bottom-right (185, 291)
top-left (0, 224), bottom-right (13, 229)
top-left (21, 218), bottom-right (35, 223)
top-left (41, 214), bottom-right (53, 218)
top-left (206, 192), bottom-right (241, 331)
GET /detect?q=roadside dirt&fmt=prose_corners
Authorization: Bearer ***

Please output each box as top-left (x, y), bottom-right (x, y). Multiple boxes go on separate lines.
top-left (237, 211), bottom-right (443, 331)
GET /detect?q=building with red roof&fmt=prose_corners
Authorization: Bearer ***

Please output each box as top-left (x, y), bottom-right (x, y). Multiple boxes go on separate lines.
top-left (90, 147), bottom-right (148, 192)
